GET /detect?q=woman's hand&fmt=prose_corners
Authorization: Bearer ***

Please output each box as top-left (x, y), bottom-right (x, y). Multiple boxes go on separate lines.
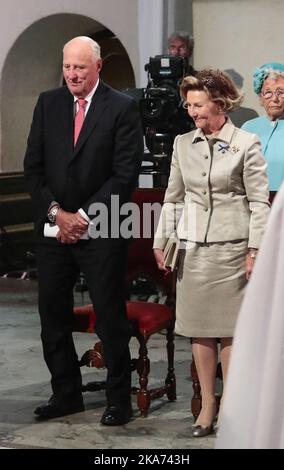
top-left (245, 249), bottom-right (258, 280)
top-left (153, 248), bottom-right (169, 272)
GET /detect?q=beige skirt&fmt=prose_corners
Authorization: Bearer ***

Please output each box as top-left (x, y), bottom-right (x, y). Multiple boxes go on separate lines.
top-left (175, 240), bottom-right (248, 338)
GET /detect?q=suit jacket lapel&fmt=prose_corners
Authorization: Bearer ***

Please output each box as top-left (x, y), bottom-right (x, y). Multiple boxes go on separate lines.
top-left (71, 81), bottom-right (109, 159)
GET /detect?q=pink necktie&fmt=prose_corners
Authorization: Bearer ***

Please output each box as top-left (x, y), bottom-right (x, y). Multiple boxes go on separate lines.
top-left (74, 99), bottom-right (87, 145)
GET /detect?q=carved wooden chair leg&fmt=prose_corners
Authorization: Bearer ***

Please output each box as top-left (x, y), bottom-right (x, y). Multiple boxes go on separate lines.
top-left (190, 358), bottom-right (223, 420)
top-left (79, 341), bottom-right (107, 393)
top-left (215, 362), bottom-right (223, 414)
top-left (79, 341), bottom-right (105, 368)
top-left (165, 326), bottom-right (176, 401)
top-left (136, 337), bottom-right (151, 417)
top-left (190, 359), bottom-right (202, 421)
top-left (82, 381), bottom-right (107, 392)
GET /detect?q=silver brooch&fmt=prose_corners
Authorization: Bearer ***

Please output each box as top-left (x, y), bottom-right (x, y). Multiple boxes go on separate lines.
top-left (231, 145), bottom-right (240, 154)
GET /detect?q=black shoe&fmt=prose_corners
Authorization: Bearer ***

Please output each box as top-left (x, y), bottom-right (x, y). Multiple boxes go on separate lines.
top-left (100, 404), bottom-right (133, 426)
top-left (34, 395), bottom-right (85, 420)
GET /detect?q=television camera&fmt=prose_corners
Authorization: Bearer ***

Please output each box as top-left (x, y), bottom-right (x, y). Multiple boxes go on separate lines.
top-left (141, 55), bottom-right (194, 157)
top-left (125, 55), bottom-right (195, 186)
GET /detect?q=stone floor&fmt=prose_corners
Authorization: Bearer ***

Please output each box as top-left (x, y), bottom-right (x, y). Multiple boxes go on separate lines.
top-left (0, 277), bottom-right (216, 450)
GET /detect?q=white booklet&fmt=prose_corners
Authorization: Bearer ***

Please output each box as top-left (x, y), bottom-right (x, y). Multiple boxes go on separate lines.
top-left (43, 223), bottom-right (89, 240)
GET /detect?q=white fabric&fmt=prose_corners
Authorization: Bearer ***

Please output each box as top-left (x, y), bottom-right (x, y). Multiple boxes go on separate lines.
top-left (43, 223), bottom-right (89, 240)
top-left (216, 182), bottom-right (284, 449)
top-left (137, 0), bottom-right (163, 87)
top-left (78, 208), bottom-right (90, 222)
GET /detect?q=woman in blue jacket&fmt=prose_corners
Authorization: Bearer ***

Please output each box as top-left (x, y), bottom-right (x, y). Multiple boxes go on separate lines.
top-left (242, 62), bottom-right (284, 199)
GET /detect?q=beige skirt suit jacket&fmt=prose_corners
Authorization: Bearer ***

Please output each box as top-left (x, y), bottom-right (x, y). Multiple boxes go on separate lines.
top-left (153, 119), bottom-right (270, 337)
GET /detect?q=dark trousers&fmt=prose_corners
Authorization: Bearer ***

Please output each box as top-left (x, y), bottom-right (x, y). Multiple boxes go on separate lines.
top-left (36, 240), bottom-right (132, 407)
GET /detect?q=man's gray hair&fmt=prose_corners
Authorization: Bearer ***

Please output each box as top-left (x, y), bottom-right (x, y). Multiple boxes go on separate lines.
top-left (168, 31), bottom-right (194, 55)
top-left (63, 36), bottom-right (101, 61)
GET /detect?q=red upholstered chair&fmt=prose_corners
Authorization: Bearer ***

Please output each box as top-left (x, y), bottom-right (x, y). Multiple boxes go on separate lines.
top-left (73, 188), bottom-right (176, 417)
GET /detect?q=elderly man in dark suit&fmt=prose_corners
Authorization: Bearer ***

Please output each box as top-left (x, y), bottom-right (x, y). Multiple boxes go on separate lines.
top-left (24, 36), bottom-right (143, 425)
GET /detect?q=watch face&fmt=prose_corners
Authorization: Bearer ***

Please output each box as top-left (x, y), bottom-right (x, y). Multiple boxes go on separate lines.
top-left (48, 206), bottom-right (58, 223)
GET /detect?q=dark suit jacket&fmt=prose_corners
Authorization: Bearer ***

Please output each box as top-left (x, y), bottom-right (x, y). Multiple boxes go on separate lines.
top-left (24, 81), bottom-right (143, 244)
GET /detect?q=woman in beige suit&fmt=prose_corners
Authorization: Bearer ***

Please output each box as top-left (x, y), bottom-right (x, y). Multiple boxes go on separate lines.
top-left (153, 69), bottom-right (270, 437)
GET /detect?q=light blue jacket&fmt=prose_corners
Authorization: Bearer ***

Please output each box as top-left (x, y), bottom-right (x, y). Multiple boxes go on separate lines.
top-left (242, 116), bottom-right (284, 191)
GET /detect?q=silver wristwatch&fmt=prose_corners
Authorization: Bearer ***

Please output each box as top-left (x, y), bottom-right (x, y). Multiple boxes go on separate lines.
top-left (47, 205), bottom-right (60, 224)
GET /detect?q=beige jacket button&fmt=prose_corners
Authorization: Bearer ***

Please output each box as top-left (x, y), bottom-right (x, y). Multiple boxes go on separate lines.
top-left (202, 189), bottom-right (207, 195)
top-left (203, 207), bottom-right (208, 212)
top-left (202, 171), bottom-right (206, 176)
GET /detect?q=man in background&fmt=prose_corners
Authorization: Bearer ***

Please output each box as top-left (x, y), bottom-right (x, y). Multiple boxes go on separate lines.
top-left (167, 31), bottom-right (195, 75)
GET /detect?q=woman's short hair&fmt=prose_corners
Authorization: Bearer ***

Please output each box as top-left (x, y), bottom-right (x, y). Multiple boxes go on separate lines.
top-left (180, 69), bottom-right (243, 112)
top-left (253, 62), bottom-right (284, 94)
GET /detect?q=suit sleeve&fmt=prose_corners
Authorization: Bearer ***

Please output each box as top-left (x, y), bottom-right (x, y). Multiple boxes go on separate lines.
top-left (23, 94), bottom-right (56, 221)
top-left (81, 98), bottom-right (143, 213)
top-left (243, 133), bottom-right (270, 248)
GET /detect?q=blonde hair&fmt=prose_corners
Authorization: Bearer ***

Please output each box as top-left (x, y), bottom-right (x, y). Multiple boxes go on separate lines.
top-left (180, 69), bottom-right (243, 112)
